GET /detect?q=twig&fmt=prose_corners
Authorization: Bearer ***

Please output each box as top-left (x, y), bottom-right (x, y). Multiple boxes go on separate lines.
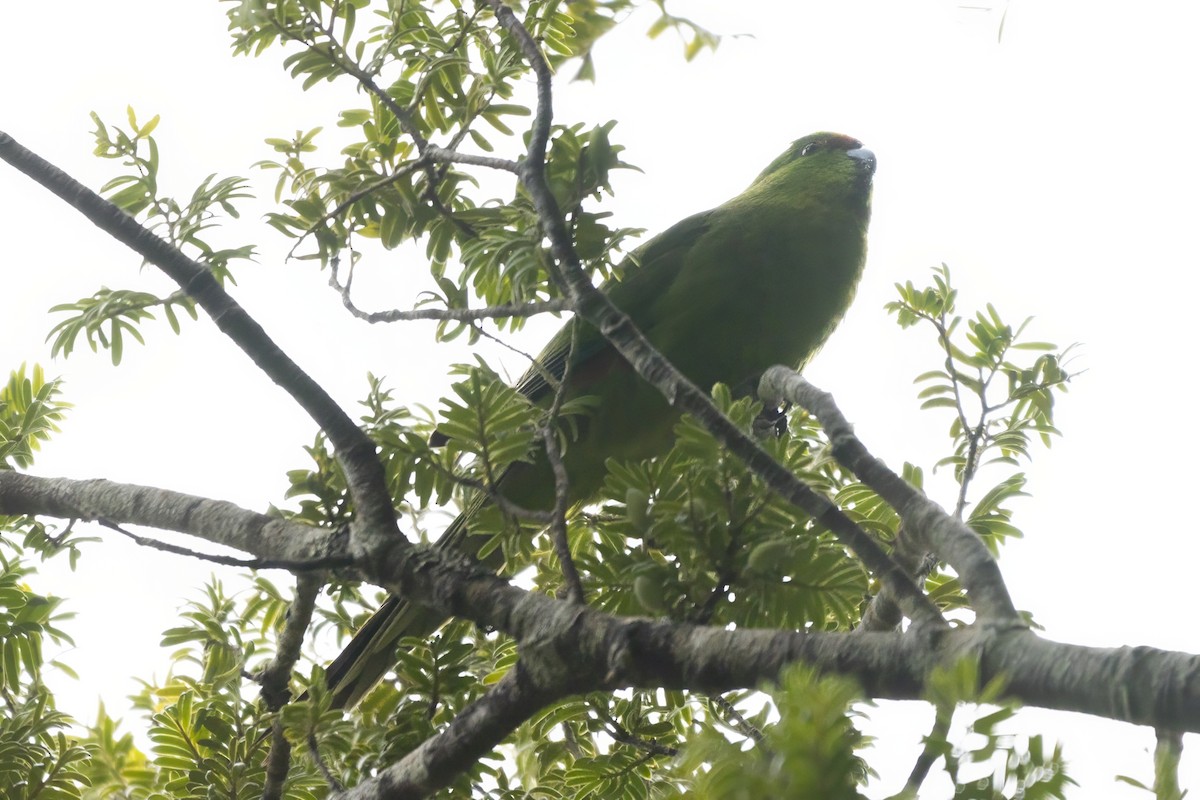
top-left (902, 711), bottom-right (951, 796)
top-left (451, 472), bottom-right (554, 526)
top-left (540, 420), bottom-right (583, 602)
top-left (309, 732), bottom-right (346, 792)
top-left (272, 18), bottom-right (429, 153)
top-left (39, 517), bottom-right (78, 550)
top-left (287, 159), bottom-right (429, 262)
top-left (594, 706), bottom-right (679, 757)
top-left (930, 312), bottom-right (990, 519)
top-left (560, 720), bottom-right (584, 759)
top-left (541, 323), bottom-right (584, 603)
top-left (710, 694), bottom-right (763, 744)
top-left (330, 264), bottom-right (570, 324)
top-left (1154, 728), bottom-right (1184, 800)
top-left (95, 518), bottom-right (352, 572)
top-left (426, 145), bottom-right (519, 173)
top-left (467, 321), bottom-right (567, 395)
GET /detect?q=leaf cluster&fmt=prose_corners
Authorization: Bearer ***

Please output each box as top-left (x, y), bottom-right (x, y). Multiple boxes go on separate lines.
top-left (910, 657), bottom-right (1075, 800)
top-left (0, 554), bottom-right (74, 696)
top-left (674, 666), bottom-right (869, 799)
top-left (46, 108), bottom-right (255, 365)
top-left (583, 388), bottom-right (867, 631)
top-left (75, 577), bottom-right (328, 799)
top-left (232, 1), bottom-right (647, 341)
top-left (0, 522), bottom-right (89, 799)
top-left (0, 363), bottom-right (71, 471)
top-left (887, 265), bottom-right (1076, 549)
top-left (0, 689), bottom-right (91, 800)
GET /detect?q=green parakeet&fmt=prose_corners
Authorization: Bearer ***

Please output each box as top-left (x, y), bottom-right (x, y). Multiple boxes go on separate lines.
top-left (325, 131), bottom-right (875, 707)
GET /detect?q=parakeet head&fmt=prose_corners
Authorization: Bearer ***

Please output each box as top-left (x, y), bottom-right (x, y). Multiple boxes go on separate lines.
top-left (751, 132), bottom-right (876, 204)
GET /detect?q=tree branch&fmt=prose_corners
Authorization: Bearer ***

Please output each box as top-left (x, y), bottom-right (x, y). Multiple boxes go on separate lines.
top-left (709, 694), bottom-right (764, 744)
top-left (7, 469), bottom-right (1200, 795)
top-left (759, 367), bottom-right (1019, 623)
top-left (0, 473), bottom-right (340, 565)
top-left (0, 129), bottom-right (399, 550)
top-left (340, 666), bottom-right (554, 799)
top-left (261, 573), bottom-right (325, 710)
top-left (856, 521), bottom-right (928, 633)
top-left (262, 728), bottom-right (292, 800)
top-left (592, 702), bottom-right (679, 757)
top-left (902, 711), bottom-right (951, 797)
top-left (261, 573), bottom-right (324, 800)
top-left (425, 145), bottom-right (519, 173)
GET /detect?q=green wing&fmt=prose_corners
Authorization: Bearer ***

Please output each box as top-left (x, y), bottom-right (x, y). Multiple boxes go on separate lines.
top-left (513, 209), bottom-right (714, 404)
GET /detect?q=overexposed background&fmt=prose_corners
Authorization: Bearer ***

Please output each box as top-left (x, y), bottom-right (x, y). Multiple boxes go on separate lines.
top-left (3, 1), bottom-right (1198, 795)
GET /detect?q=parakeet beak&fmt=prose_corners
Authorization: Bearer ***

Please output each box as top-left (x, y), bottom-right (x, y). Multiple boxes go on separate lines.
top-left (846, 146), bottom-right (876, 174)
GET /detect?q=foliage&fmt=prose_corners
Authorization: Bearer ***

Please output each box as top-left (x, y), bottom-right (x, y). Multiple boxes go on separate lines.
top-left (674, 666), bottom-right (868, 799)
top-left (0, 518), bottom-right (88, 798)
top-left (0, 363), bottom-right (71, 471)
top-left (886, 264), bottom-right (1075, 527)
top-left (6, 261), bottom-right (1072, 797)
top-left (586, 388), bottom-right (868, 630)
top-left (909, 657), bottom-right (1075, 800)
top-left (0, 688), bottom-right (92, 800)
top-left (0, 0), bottom-right (1101, 798)
top-left (46, 107), bottom-right (255, 365)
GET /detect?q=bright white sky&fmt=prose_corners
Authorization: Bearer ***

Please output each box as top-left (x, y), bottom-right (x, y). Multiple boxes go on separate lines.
top-left (4, 0), bottom-right (1200, 796)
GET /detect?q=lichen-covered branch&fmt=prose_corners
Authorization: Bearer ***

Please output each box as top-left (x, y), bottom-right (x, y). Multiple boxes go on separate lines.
top-left (759, 366), bottom-right (1020, 623)
top-left (0, 472), bottom-right (338, 565)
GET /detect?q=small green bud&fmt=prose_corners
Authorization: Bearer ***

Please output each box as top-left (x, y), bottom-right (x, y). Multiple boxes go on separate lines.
top-left (625, 487), bottom-right (651, 531)
top-left (634, 574), bottom-right (669, 614)
top-left (747, 539), bottom-right (790, 573)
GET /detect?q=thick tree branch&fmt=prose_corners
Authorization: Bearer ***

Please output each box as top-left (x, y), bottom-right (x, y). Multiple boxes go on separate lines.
top-left (365, 535), bottom-right (1200, 738)
top-left (8, 469), bottom-right (1200, 798)
top-left (0, 129), bottom-right (399, 550)
top-left (759, 367), bottom-right (1020, 623)
top-left (0, 473), bottom-right (339, 564)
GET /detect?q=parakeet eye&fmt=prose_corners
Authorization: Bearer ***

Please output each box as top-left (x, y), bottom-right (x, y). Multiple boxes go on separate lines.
top-left (800, 142), bottom-right (821, 156)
